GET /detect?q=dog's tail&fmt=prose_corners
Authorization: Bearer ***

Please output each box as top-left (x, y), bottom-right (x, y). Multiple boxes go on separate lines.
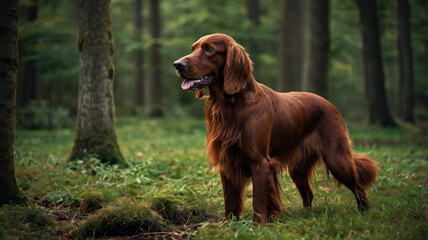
top-left (353, 154), bottom-right (378, 188)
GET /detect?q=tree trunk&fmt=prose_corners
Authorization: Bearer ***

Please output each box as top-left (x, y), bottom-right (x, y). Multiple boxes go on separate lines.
top-left (19, 0), bottom-right (38, 105)
top-left (70, 0), bottom-right (126, 165)
top-left (397, 0), bottom-right (414, 122)
top-left (426, 0), bottom-right (428, 132)
top-left (0, 0), bottom-right (26, 206)
top-left (278, 0), bottom-right (305, 92)
top-left (246, 0), bottom-right (261, 79)
top-left (355, 0), bottom-right (396, 126)
top-left (302, 0), bottom-right (330, 98)
top-left (248, 0), bottom-right (260, 25)
top-left (148, 0), bottom-right (163, 117)
top-left (133, 0), bottom-right (144, 113)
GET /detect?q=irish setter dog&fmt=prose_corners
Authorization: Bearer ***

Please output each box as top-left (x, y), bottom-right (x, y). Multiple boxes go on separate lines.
top-left (174, 33), bottom-right (378, 223)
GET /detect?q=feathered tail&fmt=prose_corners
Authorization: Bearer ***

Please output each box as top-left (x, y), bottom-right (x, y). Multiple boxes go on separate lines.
top-left (353, 154), bottom-right (378, 188)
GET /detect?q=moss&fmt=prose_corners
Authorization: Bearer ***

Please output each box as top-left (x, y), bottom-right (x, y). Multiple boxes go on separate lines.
top-left (0, 205), bottom-right (55, 238)
top-left (25, 205), bottom-right (55, 227)
top-left (151, 196), bottom-right (186, 225)
top-left (69, 136), bottom-right (127, 167)
top-left (151, 195), bottom-right (218, 225)
top-left (79, 191), bottom-right (106, 213)
top-left (79, 189), bottom-right (117, 213)
top-left (72, 197), bottom-right (169, 239)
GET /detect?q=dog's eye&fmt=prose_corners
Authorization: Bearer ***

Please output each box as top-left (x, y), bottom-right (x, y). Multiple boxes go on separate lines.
top-left (206, 47), bottom-right (214, 53)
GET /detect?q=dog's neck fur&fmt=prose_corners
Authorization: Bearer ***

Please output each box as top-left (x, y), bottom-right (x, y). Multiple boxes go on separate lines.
top-left (207, 74), bottom-right (259, 105)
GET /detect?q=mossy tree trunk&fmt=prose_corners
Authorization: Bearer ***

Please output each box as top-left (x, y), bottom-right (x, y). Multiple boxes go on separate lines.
top-left (70, 0), bottom-right (126, 165)
top-left (355, 0), bottom-right (396, 126)
top-left (0, 0), bottom-right (26, 206)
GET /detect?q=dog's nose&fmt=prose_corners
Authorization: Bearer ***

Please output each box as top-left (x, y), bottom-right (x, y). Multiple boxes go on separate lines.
top-left (173, 60), bottom-right (186, 72)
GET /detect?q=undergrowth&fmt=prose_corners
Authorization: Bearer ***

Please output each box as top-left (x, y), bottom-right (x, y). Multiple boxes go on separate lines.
top-left (0, 117), bottom-right (426, 239)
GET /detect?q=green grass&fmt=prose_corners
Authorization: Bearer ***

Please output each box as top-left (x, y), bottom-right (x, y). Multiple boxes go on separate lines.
top-left (1, 117), bottom-right (426, 239)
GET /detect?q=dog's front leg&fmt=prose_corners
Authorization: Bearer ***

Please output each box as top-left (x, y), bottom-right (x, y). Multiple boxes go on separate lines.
top-left (220, 171), bottom-right (246, 222)
top-left (251, 160), bottom-right (270, 223)
top-left (251, 159), bottom-right (282, 224)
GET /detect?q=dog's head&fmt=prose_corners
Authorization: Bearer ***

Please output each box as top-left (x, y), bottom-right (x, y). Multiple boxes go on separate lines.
top-left (174, 33), bottom-right (253, 98)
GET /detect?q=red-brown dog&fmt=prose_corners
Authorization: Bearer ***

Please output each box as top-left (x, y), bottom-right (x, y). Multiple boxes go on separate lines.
top-left (174, 33), bottom-right (378, 223)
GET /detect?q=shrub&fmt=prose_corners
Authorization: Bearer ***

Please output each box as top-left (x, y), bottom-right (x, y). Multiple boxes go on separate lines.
top-left (16, 100), bottom-right (73, 129)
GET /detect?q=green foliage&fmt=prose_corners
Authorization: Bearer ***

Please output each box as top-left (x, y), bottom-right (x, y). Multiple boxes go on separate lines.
top-left (16, 100), bottom-right (73, 130)
top-left (41, 190), bottom-right (79, 208)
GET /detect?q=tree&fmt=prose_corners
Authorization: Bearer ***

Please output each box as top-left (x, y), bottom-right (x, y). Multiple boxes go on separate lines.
top-left (278, 0), bottom-right (305, 92)
top-left (302, 0), bottom-right (330, 98)
top-left (70, 0), bottom-right (126, 165)
top-left (19, 0), bottom-right (38, 105)
top-left (148, 0), bottom-right (163, 117)
top-left (247, 0), bottom-right (260, 25)
top-left (246, 0), bottom-right (260, 75)
top-left (397, 0), bottom-right (414, 123)
top-left (355, 0), bottom-right (396, 126)
top-left (0, 0), bottom-right (26, 205)
top-left (133, 0), bottom-right (145, 113)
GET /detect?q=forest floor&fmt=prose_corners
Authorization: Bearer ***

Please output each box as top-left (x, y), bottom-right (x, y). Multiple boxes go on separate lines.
top-left (1, 117), bottom-right (426, 239)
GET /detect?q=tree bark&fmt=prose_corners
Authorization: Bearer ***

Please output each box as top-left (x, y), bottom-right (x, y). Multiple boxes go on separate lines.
top-left (355, 0), bottom-right (396, 126)
top-left (148, 0), bottom-right (163, 117)
top-left (0, 0), bottom-right (26, 205)
top-left (302, 0), bottom-right (330, 98)
top-left (278, 0), bottom-right (305, 92)
top-left (426, 0), bottom-right (428, 133)
top-left (397, 0), bottom-right (414, 122)
top-left (70, 0), bottom-right (126, 165)
top-left (133, 0), bottom-right (144, 113)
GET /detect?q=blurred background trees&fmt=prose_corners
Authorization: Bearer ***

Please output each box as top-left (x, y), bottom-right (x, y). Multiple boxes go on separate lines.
top-left (15, 0), bottom-right (427, 127)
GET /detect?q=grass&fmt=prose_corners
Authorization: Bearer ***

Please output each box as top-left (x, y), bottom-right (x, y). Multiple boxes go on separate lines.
top-left (0, 116), bottom-right (426, 239)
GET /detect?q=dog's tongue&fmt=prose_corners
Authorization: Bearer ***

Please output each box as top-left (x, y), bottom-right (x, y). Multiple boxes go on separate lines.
top-left (181, 79), bottom-right (201, 90)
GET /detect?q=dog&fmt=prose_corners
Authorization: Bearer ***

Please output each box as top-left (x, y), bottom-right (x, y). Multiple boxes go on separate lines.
top-left (174, 33), bottom-right (378, 223)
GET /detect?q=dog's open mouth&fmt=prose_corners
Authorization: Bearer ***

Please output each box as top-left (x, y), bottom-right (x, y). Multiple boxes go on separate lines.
top-left (181, 73), bottom-right (215, 91)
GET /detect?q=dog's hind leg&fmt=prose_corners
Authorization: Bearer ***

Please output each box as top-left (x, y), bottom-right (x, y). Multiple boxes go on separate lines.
top-left (289, 151), bottom-right (318, 208)
top-left (321, 139), bottom-right (370, 211)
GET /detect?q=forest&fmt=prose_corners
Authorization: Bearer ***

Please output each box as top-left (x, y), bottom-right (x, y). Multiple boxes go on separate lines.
top-left (0, 0), bottom-right (426, 239)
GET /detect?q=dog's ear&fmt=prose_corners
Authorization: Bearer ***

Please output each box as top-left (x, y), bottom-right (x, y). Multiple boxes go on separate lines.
top-left (223, 43), bottom-right (253, 95)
